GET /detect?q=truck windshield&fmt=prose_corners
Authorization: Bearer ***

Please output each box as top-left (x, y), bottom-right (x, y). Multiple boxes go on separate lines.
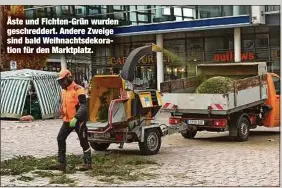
top-left (272, 76), bottom-right (280, 95)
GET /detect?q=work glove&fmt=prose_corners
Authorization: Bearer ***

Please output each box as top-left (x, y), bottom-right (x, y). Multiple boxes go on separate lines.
top-left (69, 117), bottom-right (78, 128)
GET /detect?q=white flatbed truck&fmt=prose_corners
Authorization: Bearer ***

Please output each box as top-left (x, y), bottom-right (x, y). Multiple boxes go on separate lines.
top-left (160, 62), bottom-right (280, 141)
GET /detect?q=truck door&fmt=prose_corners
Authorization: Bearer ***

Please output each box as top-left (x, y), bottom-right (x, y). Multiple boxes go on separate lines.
top-left (263, 73), bottom-right (280, 127)
top-left (271, 75), bottom-right (280, 126)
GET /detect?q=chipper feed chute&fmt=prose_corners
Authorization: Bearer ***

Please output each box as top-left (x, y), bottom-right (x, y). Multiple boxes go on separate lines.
top-left (89, 75), bottom-right (124, 123)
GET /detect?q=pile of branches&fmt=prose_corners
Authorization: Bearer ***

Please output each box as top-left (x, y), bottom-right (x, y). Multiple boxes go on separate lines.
top-left (196, 76), bottom-right (234, 94)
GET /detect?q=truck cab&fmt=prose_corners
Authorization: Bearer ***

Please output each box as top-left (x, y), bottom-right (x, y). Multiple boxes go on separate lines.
top-left (263, 73), bottom-right (280, 127)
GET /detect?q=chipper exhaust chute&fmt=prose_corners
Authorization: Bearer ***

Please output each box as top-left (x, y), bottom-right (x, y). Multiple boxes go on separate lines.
top-left (121, 44), bottom-right (162, 82)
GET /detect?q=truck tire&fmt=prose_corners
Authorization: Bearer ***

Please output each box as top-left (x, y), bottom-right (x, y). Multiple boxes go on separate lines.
top-left (181, 128), bottom-right (197, 139)
top-left (90, 142), bottom-right (110, 151)
top-left (237, 117), bottom-right (250, 142)
top-left (139, 129), bottom-right (161, 155)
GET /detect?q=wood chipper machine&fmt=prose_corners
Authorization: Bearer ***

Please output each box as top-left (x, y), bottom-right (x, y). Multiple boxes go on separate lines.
top-left (87, 44), bottom-right (188, 155)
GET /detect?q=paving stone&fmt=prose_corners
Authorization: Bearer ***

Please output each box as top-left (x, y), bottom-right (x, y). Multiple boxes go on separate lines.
top-left (0, 117), bottom-right (280, 187)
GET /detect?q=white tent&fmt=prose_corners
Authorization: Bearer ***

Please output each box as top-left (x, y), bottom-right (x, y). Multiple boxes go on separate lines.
top-left (0, 69), bottom-right (61, 119)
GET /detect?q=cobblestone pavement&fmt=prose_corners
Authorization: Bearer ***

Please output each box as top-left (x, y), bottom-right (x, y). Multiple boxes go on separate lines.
top-left (0, 115), bottom-right (280, 187)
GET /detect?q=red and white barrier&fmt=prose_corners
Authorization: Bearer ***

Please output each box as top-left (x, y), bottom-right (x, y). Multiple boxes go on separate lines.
top-left (162, 103), bottom-right (177, 109)
top-left (210, 104), bottom-right (224, 110)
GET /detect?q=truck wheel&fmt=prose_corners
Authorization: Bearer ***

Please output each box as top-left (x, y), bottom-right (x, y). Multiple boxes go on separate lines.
top-left (237, 117), bottom-right (250, 142)
top-left (139, 129), bottom-right (161, 155)
top-left (90, 142), bottom-right (110, 151)
top-left (181, 128), bottom-right (197, 139)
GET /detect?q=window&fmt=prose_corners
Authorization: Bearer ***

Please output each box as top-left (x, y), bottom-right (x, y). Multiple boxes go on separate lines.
top-left (46, 7), bottom-right (54, 17)
top-left (255, 34), bottom-right (268, 48)
top-left (164, 40), bottom-right (185, 55)
top-left (183, 8), bottom-right (193, 17)
top-left (138, 14), bottom-right (148, 22)
top-left (176, 17), bottom-right (183, 21)
top-left (114, 12), bottom-right (124, 20)
top-left (24, 5), bottom-right (34, 9)
top-left (242, 36), bottom-right (255, 51)
top-left (113, 6), bottom-right (123, 10)
top-left (76, 8), bottom-right (82, 15)
top-left (61, 6), bottom-right (70, 16)
top-left (272, 76), bottom-right (280, 95)
top-left (198, 6), bottom-right (222, 18)
top-left (269, 27), bottom-right (280, 47)
top-left (163, 7), bottom-right (171, 15)
top-left (265, 5), bottom-right (280, 12)
top-left (25, 10), bottom-right (34, 18)
top-left (222, 6), bottom-right (233, 16)
top-left (239, 6), bottom-right (250, 15)
top-left (35, 8), bottom-right (45, 17)
top-left (166, 6), bottom-right (195, 21)
top-left (186, 38), bottom-right (204, 62)
top-left (205, 37), bottom-right (224, 51)
top-left (136, 5), bottom-right (148, 13)
top-left (174, 7), bottom-right (182, 16)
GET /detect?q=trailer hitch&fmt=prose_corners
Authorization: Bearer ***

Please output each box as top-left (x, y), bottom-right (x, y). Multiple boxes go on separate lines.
top-left (207, 106), bottom-right (212, 117)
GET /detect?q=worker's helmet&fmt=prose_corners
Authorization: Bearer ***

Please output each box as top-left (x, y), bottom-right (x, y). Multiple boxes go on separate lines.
top-left (57, 69), bottom-right (72, 81)
top-left (57, 69), bottom-right (73, 89)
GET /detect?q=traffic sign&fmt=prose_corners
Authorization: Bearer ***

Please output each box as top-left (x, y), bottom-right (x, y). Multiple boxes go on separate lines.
top-left (10, 60), bottom-right (17, 70)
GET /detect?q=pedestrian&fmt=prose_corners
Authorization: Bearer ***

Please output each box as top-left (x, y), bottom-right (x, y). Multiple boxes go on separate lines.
top-left (50, 69), bottom-right (92, 172)
top-left (82, 76), bottom-right (89, 88)
top-left (82, 76), bottom-right (90, 96)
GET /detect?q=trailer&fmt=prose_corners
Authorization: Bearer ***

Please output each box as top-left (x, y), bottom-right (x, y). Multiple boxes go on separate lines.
top-left (161, 62), bottom-right (280, 141)
top-left (87, 105), bottom-right (188, 155)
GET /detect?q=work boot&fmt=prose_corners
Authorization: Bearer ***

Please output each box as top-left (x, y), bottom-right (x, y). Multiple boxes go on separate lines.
top-left (76, 148), bottom-right (92, 171)
top-left (48, 152), bottom-right (66, 172)
top-left (48, 163), bottom-right (66, 172)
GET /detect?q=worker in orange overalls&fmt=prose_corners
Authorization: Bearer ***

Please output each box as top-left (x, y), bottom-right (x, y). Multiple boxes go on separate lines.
top-left (50, 69), bottom-right (92, 172)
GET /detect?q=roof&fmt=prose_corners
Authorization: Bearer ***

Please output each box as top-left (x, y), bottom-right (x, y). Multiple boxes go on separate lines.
top-left (0, 69), bottom-right (58, 80)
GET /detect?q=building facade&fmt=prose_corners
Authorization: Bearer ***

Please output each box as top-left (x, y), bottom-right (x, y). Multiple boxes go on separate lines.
top-left (24, 5), bottom-right (280, 89)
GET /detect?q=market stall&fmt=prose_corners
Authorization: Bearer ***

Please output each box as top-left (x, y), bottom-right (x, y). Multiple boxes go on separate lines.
top-left (0, 69), bottom-right (61, 120)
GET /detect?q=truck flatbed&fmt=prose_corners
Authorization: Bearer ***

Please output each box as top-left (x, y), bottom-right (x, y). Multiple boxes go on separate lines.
top-left (162, 83), bottom-right (267, 115)
top-left (161, 63), bottom-right (268, 115)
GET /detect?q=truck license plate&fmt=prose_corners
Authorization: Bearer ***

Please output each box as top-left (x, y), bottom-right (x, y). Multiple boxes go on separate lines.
top-left (187, 120), bottom-right (205, 125)
top-left (92, 132), bottom-right (110, 139)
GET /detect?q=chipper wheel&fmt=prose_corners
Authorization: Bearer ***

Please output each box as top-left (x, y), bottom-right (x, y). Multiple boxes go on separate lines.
top-left (90, 142), bottom-right (110, 151)
top-left (139, 128), bottom-right (161, 155)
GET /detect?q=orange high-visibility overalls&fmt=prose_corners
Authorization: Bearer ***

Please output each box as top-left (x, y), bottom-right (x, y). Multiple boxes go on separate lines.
top-left (61, 82), bottom-right (86, 122)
